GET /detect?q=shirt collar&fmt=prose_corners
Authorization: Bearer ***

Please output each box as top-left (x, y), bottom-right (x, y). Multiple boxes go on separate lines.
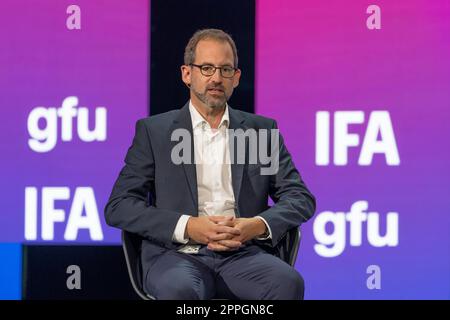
top-left (189, 100), bottom-right (229, 129)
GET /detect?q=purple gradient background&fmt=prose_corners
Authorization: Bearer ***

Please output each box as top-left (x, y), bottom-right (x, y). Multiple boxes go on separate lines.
top-left (0, 0), bottom-right (448, 299)
top-left (0, 1), bottom-right (149, 243)
top-left (256, 0), bottom-right (450, 298)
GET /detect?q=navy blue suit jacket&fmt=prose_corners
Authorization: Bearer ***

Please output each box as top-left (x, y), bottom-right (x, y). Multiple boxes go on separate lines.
top-left (105, 102), bottom-right (316, 260)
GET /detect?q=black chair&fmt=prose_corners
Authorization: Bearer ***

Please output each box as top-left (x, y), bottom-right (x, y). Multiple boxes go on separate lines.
top-left (122, 226), bottom-right (302, 300)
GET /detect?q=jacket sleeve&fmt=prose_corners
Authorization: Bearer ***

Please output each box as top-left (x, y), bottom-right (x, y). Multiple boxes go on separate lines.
top-left (104, 119), bottom-right (183, 247)
top-left (257, 120), bottom-right (316, 247)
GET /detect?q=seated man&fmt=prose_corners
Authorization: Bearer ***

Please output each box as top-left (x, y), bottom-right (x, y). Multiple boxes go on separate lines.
top-left (105, 28), bottom-right (316, 300)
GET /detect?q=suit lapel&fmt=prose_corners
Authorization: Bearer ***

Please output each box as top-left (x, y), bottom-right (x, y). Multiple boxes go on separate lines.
top-left (170, 102), bottom-right (198, 214)
top-left (228, 106), bottom-right (247, 216)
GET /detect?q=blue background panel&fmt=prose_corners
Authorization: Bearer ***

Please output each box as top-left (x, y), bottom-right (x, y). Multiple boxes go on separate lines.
top-left (0, 243), bottom-right (22, 300)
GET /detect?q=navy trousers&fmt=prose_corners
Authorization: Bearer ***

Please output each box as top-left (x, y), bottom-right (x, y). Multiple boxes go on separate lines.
top-left (142, 244), bottom-right (304, 300)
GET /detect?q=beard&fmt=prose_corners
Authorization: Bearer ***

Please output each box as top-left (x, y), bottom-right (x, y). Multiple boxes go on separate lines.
top-left (192, 84), bottom-right (230, 109)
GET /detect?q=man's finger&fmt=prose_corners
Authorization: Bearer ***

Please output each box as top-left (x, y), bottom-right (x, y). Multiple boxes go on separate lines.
top-left (209, 216), bottom-right (233, 223)
top-left (216, 239), bottom-right (242, 248)
top-left (207, 242), bottom-right (237, 252)
top-left (208, 232), bottom-right (234, 241)
top-left (215, 225), bottom-right (241, 235)
top-left (217, 220), bottom-right (235, 227)
top-left (208, 215), bottom-right (232, 221)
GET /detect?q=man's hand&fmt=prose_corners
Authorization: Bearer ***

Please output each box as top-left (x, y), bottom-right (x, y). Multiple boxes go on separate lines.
top-left (206, 217), bottom-right (268, 252)
top-left (185, 216), bottom-right (241, 247)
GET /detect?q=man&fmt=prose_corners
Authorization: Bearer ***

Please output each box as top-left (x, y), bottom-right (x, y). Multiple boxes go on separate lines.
top-left (105, 29), bottom-right (316, 300)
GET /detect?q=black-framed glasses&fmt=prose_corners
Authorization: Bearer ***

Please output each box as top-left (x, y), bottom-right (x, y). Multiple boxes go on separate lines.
top-left (190, 64), bottom-right (237, 78)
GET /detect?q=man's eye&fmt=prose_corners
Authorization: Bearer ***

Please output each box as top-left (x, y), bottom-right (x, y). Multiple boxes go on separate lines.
top-left (202, 66), bottom-right (214, 72)
top-left (223, 67), bottom-right (233, 73)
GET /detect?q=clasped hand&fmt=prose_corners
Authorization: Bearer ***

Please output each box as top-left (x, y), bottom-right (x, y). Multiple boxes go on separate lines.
top-left (185, 215), bottom-right (267, 252)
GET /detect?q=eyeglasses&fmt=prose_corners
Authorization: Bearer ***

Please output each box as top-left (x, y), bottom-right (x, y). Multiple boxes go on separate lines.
top-left (190, 64), bottom-right (237, 78)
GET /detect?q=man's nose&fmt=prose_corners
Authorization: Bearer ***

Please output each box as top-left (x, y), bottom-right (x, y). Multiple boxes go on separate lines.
top-left (210, 68), bottom-right (223, 83)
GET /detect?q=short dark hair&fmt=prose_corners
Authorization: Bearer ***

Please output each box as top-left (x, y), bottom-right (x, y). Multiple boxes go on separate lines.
top-left (184, 28), bottom-right (238, 68)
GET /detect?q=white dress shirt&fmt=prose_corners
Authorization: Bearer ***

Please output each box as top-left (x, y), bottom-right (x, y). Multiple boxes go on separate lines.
top-left (172, 101), bottom-right (272, 253)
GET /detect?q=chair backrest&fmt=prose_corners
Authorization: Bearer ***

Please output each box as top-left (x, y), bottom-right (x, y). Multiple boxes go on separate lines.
top-left (282, 226), bottom-right (301, 266)
top-left (122, 231), bottom-right (153, 300)
top-left (122, 226), bottom-right (301, 300)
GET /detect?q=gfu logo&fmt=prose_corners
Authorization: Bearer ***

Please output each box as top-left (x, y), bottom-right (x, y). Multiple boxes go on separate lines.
top-left (313, 201), bottom-right (399, 258)
top-left (27, 96), bottom-right (107, 153)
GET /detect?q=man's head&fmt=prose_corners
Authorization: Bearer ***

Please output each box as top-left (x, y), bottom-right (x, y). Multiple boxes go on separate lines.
top-left (181, 29), bottom-right (241, 109)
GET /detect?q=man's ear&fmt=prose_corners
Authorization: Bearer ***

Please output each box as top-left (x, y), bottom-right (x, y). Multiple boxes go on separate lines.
top-left (233, 68), bottom-right (241, 88)
top-left (181, 65), bottom-right (191, 88)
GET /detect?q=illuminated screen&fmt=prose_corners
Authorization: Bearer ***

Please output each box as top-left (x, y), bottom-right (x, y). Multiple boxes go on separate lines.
top-left (256, 0), bottom-right (449, 299)
top-left (0, 0), bottom-right (149, 243)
